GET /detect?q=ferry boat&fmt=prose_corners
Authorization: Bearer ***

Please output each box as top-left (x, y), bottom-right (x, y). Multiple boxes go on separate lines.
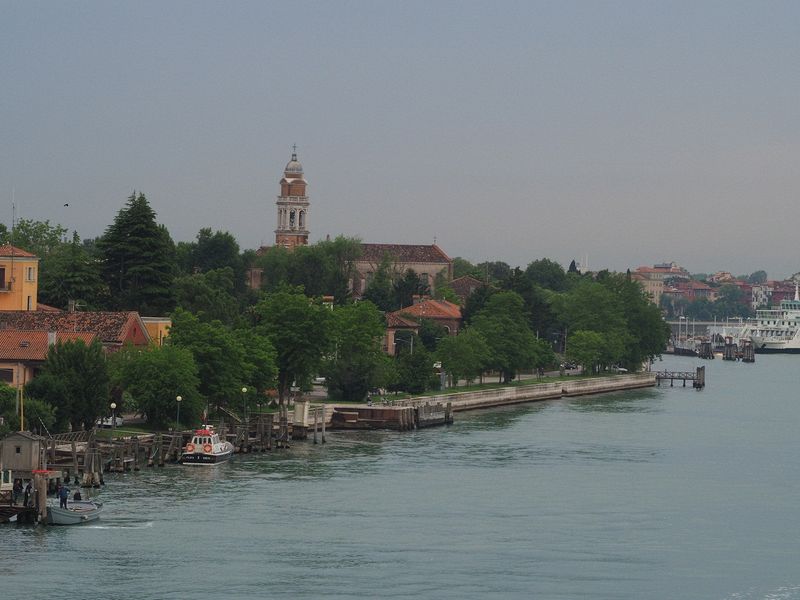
top-left (181, 426), bottom-right (234, 465)
top-left (743, 286), bottom-right (800, 353)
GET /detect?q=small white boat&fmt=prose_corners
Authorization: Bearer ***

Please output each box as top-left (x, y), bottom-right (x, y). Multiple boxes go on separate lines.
top-left (181, 426), bottom-right (234, 465)
top-left (47, 500), bottom-right (103, 525)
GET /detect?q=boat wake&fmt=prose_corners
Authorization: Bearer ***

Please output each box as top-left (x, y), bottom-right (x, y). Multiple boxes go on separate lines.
top-left (85, 521), bottom-right (154, 530)
top-left (725, 585), bottom-right (800, 599)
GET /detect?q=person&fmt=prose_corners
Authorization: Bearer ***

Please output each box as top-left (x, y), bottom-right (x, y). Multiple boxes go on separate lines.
top-left (12, 479), bottom-right (23, 505)
top-left (73, 490), bottom-right (82, 501)
top-left (58, 484), bottom-right (70, 509)
top-left (23, 481), bottom-right (32, 507)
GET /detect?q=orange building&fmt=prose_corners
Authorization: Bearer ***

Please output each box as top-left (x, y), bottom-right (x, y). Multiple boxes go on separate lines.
top-left (0, 245), bottom-right (39, 312)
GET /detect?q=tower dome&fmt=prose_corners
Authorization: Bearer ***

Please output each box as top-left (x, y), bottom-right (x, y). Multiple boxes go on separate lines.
top-left (284, 149), bottom-right (303, 176)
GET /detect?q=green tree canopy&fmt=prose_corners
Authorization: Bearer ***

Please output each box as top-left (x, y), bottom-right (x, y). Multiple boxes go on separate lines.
top-left (97, 192), bottom-right (177, 315)
top-left (436, 329), bottom-right (490, 386)
top-left (25, 339), bottom-right (110, 432)
top-left (110, 344), bottom-right (202, 429)
top-left (38, 232), bottom-right (108, 310)
top-left (525, 258), bottom-right (567, 292)
top-left (168, 308), bottom-right (247, 411)
top-left (471, 291), bottom-right (541, 383)
top-left (253, 286), bottom-right (333, 403)
top-left (0, 218), bottom-right (67, 257)
top-left (174, 267), bottom-right (240, 325)
top-left (324, 301), bottom-right (391, 402)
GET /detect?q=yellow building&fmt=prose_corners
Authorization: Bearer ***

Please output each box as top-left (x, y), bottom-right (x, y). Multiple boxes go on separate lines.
top-left (141, 316), bottom-right (172, 346)
top-left (0, 245), bottom-right (38, 312)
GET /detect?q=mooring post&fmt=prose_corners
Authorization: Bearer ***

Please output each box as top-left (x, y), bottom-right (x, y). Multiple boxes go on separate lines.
top-left (313, 406), bottom-right (319, 444)
top-left (321, 405), bottom-right (326, 443)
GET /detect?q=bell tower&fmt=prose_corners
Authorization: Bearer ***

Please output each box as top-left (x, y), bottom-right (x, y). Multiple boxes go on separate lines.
top-left (275, 147), bottom-right (309, 248)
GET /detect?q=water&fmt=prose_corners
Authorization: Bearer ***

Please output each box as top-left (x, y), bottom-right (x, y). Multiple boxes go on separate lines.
top-left (3, 355), bottom-right (800, 599)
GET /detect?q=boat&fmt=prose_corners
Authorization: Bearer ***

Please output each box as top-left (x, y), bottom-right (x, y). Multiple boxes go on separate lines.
top-left (181, 426), bottom-right (234, 465)
top-left (46, 500), bottom-right (103, 525)
top-left (743, 285), bottom-right (800, 353)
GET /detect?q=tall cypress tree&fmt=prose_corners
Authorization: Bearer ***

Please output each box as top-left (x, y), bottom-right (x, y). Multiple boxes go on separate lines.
top-left (98, 192), bottom-right (176, 315)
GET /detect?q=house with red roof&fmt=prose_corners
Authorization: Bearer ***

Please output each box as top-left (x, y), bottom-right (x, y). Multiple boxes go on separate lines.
top-left (384, 298), bottom-right (461, 356)
top-left (354, 243), bottom-right (453, 298)
top-left (0, 311), bottom-right (150, 389)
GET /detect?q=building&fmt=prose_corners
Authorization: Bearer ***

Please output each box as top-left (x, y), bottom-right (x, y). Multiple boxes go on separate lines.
top-left (0, 431), bottom-right (44, 478)
top-left (0, 311), bottom-right (150, 389)
top-left (448, 275), bottom-right (487, 305)
top-left (274, 148), bottom-right (310, 249)
top-left (0, 245), bottom-right (39, 312)
top-left (384, 298), bottom-right (462, 356)
top-left (353, 243), bottom-right (452, 297)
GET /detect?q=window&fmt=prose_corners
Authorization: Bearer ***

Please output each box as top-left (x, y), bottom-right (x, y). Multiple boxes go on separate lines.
top-left (15, 446), bottom-right (21, 454)
top-left (26, 266), bottom-right (34, 281)
top-left (27, 296), bottom-right (32, 310)
top-left (0, 369), bottom-right (12, 383)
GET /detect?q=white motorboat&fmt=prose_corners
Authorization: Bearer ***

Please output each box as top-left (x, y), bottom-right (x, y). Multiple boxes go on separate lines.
top-left (47, 500), bottom-right (103, 525)
top-left (181, 426), bottom-right (234, 465)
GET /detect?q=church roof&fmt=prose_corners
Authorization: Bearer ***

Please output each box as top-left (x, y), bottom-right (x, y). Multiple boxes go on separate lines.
top-left (359, 243), bottom-right (451, 265)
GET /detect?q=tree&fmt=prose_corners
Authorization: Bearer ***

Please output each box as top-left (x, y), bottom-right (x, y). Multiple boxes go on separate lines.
top-left (471, 291), bottom-right (541, 383)
top-left (452, 257), bottom-right (482, 279)
top-left (393, 337), bottom-right (435, 394)
top-left (0, 384), bottom-right (56, 436)
top-left (747, 270), bottom-right (768, 284)
top-left (566, 330), bottom-right (605, 374)
top-left (362, 254), bottom-right (395, 311)
top-left (0, 218), bottom-right (67, 257)
top-left (97, 192), bottom-right (177, 315)
top-left (477, 261), bottom-right (511, 283)
top-left (393, 269), bottom-right (429, 309)
top-left (525, 258), bottom-right (567, 292)
top-left (174, 267), bottom-right (240, 325)
top-left (25, 339), bottom-right (110, 432)
top-left (461, 284), bottom-right (495, 325)
top-left (253, 286), bottom-right (333, 403)
top-left (168, 309), bottom-right (247, 412)
top-left (110, 344), bottom-right (202, 429)
top-left (38, 232), bottom-right (108, 310)
top-left (324, 301), bottom-right (390, 401)
top-left (436, 329), bottom-right (491, 386)
top-left (417, 318), bottom-right (448, 352)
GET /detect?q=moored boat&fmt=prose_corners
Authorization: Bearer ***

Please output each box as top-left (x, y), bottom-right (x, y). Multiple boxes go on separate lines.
top-left (46, 500), bottom-right (103, 525)
top-left (743, 285), bottom-right (800, 353)
top-left (181, 426), bottom-right (234, 465)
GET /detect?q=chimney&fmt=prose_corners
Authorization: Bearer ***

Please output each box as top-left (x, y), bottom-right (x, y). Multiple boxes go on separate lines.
top-left (48, 331), bottom-right (57, 346)
top-left (68, 300), bottom-right (76, 313)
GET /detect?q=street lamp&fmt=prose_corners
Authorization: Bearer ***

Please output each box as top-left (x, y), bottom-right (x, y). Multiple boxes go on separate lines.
top-left (110, 402), bottom-right (117, 441)
top-left (176, 395), bottom-right (182, 431)
top-left (241, 387), bottom-right (248, 422)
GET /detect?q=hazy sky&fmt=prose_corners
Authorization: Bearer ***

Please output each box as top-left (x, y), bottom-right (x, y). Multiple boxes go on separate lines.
top-left (2, 1), bottom-right (798, 278)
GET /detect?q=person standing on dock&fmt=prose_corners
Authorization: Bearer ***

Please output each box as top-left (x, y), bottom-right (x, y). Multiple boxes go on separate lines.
top-left (23, 481), bottom-right (31, 507)
top-left (12, 479), bottom-right (22, 505)
top-left (58, 485), bottom-right (70, 509)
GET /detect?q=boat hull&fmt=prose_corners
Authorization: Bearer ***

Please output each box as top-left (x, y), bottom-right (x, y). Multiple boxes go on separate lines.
top-left (46, 501), bottom-right (103, 525)
top-left (181, 449), bottom-right (233, 465)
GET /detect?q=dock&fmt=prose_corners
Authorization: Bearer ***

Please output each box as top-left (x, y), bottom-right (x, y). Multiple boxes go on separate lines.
top-left (655, 366), bottom-right (705, 389)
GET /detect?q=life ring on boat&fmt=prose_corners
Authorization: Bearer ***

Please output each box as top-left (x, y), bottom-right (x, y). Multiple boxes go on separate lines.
top-left (186, 443), bottom-right (195, 452)
top-left (203, 443), bottom-right (213, 453)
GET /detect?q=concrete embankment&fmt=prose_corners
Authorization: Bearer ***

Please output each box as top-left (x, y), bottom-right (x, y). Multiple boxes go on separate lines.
top-left (399, 373), bottom-right (656, 413)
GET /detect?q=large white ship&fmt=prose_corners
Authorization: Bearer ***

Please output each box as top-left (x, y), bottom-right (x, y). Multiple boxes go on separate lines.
top-left (744, 286), bottom-right (800, 353)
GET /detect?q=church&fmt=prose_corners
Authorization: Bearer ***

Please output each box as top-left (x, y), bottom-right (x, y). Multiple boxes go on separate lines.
top-left (251, 150), bottom-right (453, 296)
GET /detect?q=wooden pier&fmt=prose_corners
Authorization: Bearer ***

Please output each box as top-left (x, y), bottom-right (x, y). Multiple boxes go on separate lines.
top-left (655, 366), bottom-right (705, 389)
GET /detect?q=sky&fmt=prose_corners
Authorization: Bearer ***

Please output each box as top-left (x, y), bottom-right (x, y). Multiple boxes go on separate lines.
top-left (1, 1), bottom-right (799, 279)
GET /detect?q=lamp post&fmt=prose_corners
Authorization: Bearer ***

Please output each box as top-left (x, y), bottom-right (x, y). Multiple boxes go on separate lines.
top-left (176, 395), bottom-right (182, 431)
top-left (241, 387), bottom-right (248, 422)
top-left (110, 402), bottom-right (117, 442)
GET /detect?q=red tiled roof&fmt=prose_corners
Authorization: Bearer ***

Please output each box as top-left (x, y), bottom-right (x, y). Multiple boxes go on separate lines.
top-left (0, 330), bottom-right (97, 361)
top-left (386, 313), bottom-right (420, 328)
top-left (0, 244), bottom-right (37, 258)
top-left (392, 299), bottom-right (462, 321)
top-left (359, 243), bottom-right (451, 264)
top-left (0, 311), bottom-right (147, 345)
top-left (36, 303), bottom-right (62, 313)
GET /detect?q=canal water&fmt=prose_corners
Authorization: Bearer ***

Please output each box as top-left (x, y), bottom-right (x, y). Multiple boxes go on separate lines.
top-left (3, 354), bottom-right (800, 599)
